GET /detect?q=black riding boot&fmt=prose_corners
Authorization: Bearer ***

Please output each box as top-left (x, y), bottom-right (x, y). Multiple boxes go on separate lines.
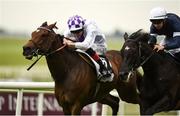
top-left (86, 48), bottom-right (113, 82)
top-left (97, 59), bottom-right (112, 80)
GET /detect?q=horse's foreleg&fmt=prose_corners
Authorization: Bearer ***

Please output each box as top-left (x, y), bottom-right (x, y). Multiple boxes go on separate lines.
top-left (98, 94), bottom-right (120, 115)
top-left (71, 103), bottom-right (82, 115)
top-left (54, 92), bottom-right (72, 115)
top-left (63, 107), bottom-right (71, 115)
top-left (62, 103), bottom-right (82, 115)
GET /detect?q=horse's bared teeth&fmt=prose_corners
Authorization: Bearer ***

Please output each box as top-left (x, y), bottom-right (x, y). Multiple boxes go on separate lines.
top-left (25, 55), bottom-right (33, 60)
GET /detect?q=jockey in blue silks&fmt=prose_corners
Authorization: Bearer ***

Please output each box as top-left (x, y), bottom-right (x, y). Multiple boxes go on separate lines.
top-left (148, 7), bottom-right (180, 60)
top-left (63, 15), bottom-right (113, 82)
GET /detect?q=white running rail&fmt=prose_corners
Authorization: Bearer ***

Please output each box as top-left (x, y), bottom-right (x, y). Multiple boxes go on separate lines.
top-left (0, 82), bottom-right (178, 116)
top-left (0, 82), bottom-right (116, 116)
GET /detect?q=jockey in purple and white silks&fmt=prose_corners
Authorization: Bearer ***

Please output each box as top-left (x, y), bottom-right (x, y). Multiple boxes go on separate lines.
top-left (148, 7), bottom-right (180, 59)
top-left (63, 15), bottom-right (113, 82)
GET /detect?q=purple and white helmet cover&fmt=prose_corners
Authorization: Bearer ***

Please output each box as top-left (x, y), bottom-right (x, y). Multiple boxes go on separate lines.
top-left (67, 15), bottom-right (85, 31)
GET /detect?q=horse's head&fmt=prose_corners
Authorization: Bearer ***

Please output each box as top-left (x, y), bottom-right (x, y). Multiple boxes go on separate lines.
top-left (23, 22), bottom-right (63, 60)
top-left (119, 29), bottom-right (151, 81)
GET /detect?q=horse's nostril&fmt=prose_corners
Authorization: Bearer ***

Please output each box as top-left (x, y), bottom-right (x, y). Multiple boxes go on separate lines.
top-left (23, 46), bottom-right (29, 50)
top-left (119, 71), bottom-right (129, 81)
top-left (23, 46), bottom-right (32, 52)
top-left (23, 46), bottom-right (33, 56)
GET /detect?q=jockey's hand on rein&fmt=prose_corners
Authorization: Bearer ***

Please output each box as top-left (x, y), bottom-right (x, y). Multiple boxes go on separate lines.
top-left (153, 44), bottom-right (165, 52)
top-left (63, 38), bottom-right (75, 48)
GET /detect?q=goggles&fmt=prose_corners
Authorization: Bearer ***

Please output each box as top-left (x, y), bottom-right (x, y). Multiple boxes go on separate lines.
top-left (150, 19), bottom-right (164, 24)
top-left (70, 29), bottom-right (83, 34)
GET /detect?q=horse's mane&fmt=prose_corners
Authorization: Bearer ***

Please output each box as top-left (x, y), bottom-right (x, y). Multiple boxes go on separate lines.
top-left (128, 29), bottom-right (180, 65)
top-left (128, 29), bottom-right (150, 43)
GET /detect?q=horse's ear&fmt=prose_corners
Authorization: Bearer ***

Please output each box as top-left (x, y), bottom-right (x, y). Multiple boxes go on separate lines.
top-left (41, 22), bottom-right (48, 27)
top-left (123, 32), bottom-right (128, 41)
top-left (49, 22), bottom-right (58, 30)
top-left (136, 31), bottom-right (149, 43)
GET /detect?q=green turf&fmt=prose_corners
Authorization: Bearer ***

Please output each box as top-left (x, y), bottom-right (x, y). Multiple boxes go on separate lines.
top-left (0, 37), bottom-right (46, 66)
top-left (0, 37), bottom-right (124, 66)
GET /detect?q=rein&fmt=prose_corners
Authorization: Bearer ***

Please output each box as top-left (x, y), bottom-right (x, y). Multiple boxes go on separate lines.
top-left (46, 44), bottom-right (66, 56)
top-left (27, 55), bottom-right (43, 71)
top-left (27, 44), bottom-right (66, 71)
top-left (139, 51), bottom-right (154, 66)
top-left (133, 42), bottom-right (154, 69)
top-left (78, 53), bottom-right (94, 68)
top-left (139, 42), bottom-right (154, 66)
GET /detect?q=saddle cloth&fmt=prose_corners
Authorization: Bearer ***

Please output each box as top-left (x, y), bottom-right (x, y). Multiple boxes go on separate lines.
top-left (76, 49), bottom-right (114, 78)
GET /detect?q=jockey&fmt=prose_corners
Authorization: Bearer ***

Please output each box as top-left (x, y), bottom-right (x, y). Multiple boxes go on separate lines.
top-left (63, 15), bottom-right (113, 82)
top-left (148, 7), bottom-right (180, 60)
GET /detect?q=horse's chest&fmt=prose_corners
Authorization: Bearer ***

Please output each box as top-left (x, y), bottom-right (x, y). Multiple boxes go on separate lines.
top-left (141, 78), bottom-right (169, 101)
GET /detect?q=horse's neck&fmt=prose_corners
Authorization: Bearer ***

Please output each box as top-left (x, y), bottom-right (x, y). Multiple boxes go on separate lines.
top-left (141, 45), bottom-right (164, 78)
top-left (142, 48), bottom-right (178, 82)
top-left (46, 36), bottom-right (78, 81)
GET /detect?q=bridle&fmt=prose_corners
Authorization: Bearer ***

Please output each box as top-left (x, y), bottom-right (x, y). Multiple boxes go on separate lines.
top-left (130, 41), bottom-right (154, 71)
top-left (27, 26), bottom-right (66, 70)
top-left (122, 40), bottom-right (154, 82)
top-left (31, 26), bottom-right (66, 56)
top-left (138, 42), bottom-right (154, 67)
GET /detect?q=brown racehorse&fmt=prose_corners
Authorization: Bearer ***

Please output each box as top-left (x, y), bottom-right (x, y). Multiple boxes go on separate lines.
top-left (23, 22), bottom-right (141, 115)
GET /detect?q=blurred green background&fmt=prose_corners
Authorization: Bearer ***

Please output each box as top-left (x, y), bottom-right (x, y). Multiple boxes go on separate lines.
top-left (0, 37), bottom-right (123, 66)
top-left (0, 37), bottom-right (178, 115)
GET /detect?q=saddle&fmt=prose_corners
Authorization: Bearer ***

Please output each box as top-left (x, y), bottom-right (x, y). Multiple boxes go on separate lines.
top-left (76, 49), bottom-right (114, 82)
